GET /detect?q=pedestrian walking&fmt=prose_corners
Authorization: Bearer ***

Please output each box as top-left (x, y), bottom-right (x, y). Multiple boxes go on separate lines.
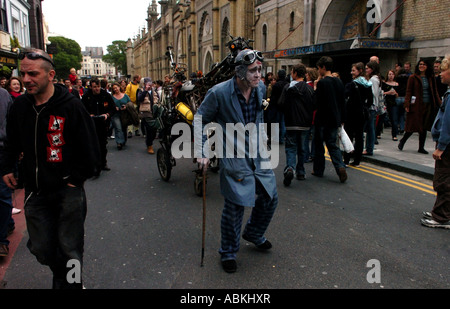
top-left (382, 70), bottom-right (399, 141)
top-left (82, 78), bottom-right (116, 174)
top-left (421, 54), bottom-right (450, 229)
top-left (363, 60), bottom-right (383, 156)
top-left (0, 48), bottom-right (101, 288)
top-left (0, 87), bottom-right (14, 257)
top-left (312, 56), bottom-right (347, 183)
top-left (343, 62), bottom-right (373, 167)
top-left (268, 70), bottom-right (288, 144)
top-left (137, 77), bottom-right (159, 154)
top-left (398, 59), bottom-right (442, 154)
top-left (125, 75), bottom-right (141, 138)
top-left (111, 82), bottom-right (130, 150)
top-left (195, 49), bottom-right (278, 273)
top-left (278, 63), bottom-right (315, 185)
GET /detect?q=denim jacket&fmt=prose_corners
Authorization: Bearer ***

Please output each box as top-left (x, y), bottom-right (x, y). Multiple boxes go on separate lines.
top-left (432, 89), bottom-right (450, 151)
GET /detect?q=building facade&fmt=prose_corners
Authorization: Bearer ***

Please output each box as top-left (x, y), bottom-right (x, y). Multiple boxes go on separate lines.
top-left (80, 47), bottom-right (117, 80)
top-left (128, 0), bottom-right (450, 84)
top-left (127, 0), bottom-right (255, 80)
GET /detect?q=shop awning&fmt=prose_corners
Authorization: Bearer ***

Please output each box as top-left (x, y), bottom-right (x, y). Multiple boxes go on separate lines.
top-left (0, 49), bottom-right (18, 68)
top-left (263, 37), bottom-right (412, 59)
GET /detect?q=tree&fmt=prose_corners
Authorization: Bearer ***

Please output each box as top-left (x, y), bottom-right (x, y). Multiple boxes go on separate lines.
top-left (103, 40), bottom-right (127, 76)
top-left (48, 36), bottom-right (82, 80)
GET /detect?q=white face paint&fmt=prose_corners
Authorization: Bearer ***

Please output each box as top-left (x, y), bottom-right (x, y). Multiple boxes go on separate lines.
top-left (245, 61), bottom-right (262, 88)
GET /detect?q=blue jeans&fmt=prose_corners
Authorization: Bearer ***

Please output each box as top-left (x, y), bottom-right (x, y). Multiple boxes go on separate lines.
top-left (111, 113), bottom-right (125, 145)
top-left (303, 126), bottom-right (315, 162)
top-left (313, 126), bottom-right (345, 175)
top-left (284, 130), bottom-right (308, 177)
top-left (364, 110), bottom-right (377, 154)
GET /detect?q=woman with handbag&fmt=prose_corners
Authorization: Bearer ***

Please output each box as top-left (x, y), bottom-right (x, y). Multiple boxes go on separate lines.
top-left (111, 83), bottom-right (130, 150)
top-left (137, 77), bottom-right (159, 154)
top-left (344, 62), bottom-right (373, 167)
top-left (398, 59), bottom-right (442, 154)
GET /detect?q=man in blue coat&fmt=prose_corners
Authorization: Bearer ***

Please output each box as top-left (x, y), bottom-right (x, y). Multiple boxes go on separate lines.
top-left (195, 49), bottom-right (278, 273)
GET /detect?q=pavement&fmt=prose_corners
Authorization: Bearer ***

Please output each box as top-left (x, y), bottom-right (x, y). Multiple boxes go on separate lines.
top-left (359, 129), bottom-right (436, 180)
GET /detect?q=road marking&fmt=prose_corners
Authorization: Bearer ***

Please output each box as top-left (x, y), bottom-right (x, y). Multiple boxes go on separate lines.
top-left (348, 164), bottom-right (436, 196)
top-left (324, 154), bottom-right (436, 196)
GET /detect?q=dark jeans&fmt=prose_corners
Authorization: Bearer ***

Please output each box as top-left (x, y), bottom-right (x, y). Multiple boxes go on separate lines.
top-left (0, 179), bottom-right (13, 246)
top-left (93, 117), bottom-right (108, 168)
top-left (142, 119), bottom-right (157, 147)
top-left (396, 97), bottom-right (406, 132)
top-left (343, 121), bottom-right (364, 165)
top-left (24, 186), bottom-right (87, 289)
top-left (432, 148), bottom-right (450, 222)
top-left (313, 126), bottom-right (345, 175)
top-left (387, 104), bottom-right (399, 138)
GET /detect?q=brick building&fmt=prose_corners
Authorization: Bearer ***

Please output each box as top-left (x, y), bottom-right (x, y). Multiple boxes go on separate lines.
top-left (127, 0), bottom-right (450, 84)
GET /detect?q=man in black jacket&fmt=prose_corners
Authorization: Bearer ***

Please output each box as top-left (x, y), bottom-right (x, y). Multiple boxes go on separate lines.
top-left (1, 48), bottom-right (101, 288)
top-left (82, 78), bottom-right (116, 174)
top-left (278, 64), bottom-right (315, 186)
top-left (313, 56), bottom-right (347, 183)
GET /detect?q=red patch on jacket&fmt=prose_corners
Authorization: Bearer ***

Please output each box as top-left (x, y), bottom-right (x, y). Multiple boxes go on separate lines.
top-left (47, 147), bottom-right (62, 162)
top-left (48, 116), bottom-right (65, 132)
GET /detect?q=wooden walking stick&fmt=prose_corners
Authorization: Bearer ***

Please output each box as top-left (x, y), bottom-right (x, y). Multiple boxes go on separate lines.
top-left (201, 167), bottom-right (206, 267)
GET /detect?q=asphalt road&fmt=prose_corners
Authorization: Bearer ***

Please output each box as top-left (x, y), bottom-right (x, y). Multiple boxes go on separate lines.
top-left (2, 135), bottom-right (449, 292)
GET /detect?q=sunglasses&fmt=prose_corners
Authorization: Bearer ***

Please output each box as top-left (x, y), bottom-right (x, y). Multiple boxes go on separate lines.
top-left (239, 50), bottom-right (264, 65)
top-left (19, 51), bottom-right (55, 68)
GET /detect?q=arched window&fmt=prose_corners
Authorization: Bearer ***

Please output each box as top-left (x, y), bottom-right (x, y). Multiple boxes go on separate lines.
top-left (221, 17), bottom-right (230, 59)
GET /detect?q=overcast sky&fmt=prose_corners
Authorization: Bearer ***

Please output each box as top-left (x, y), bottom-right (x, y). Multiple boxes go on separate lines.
top-left (42, 0), bottom-right (155, 53)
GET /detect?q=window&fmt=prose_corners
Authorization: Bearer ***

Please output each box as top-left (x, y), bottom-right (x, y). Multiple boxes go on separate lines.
top-left (0, 0), bottom-right (8, 32)
top-left (290, 12), bottom-right (295, 31)
top-left (262, 24), bottom-right (267, 51)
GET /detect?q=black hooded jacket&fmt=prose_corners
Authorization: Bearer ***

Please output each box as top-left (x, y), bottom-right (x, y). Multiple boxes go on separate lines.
top-left (278, 81), bottom-right (315, 129)
top-left (1, 83), bottom-right (101, 191)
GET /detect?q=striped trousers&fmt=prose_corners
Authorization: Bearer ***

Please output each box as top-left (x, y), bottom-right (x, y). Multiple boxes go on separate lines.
top-left (219, 181), bottom-right (278, 261)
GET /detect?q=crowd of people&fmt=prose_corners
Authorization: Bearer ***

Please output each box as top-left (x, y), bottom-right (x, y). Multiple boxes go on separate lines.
top-left (0, 47), bottom-right (448, 287)
top-left (263, 55), bottom-right (447, 180)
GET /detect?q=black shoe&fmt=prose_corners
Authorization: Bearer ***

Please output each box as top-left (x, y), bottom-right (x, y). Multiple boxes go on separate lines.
top-left (242, 234), bottom-right (272, 251)
top-left (102, 165), bottom-right (111, 171)
top-left (283, 168), bottom-right (294, 186)
top-left (418, 148), bottom-right (429, 154)
top-left (117, 144), bottom-right (123, 150)
top-left (296, 174), bottom-right (305, 180)
top-left (254, 240), bottom-right (272, 250)
top-left (311, 172), bottom-right (323, 177)
top-left (222, 259), bottom-right (237, 273)
top-left (398, 140), bottom-right (405, 151)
